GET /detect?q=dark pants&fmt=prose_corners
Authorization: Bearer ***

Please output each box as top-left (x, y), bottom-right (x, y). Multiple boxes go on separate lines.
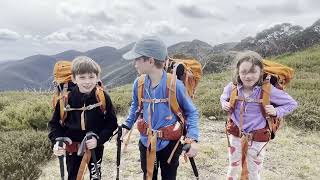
top-left (66, 146), bottom-right (104, 180)
top-left (139, 140), bottom-right (183, 180)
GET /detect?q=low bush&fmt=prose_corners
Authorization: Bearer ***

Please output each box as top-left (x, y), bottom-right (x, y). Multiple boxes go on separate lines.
top-left (0, 130), bottom-right (52, 179)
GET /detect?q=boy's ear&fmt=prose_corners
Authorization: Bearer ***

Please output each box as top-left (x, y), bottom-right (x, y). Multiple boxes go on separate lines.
top-left (97, 80), bottom-right (102, 86)
top-left (149, 57), bottom-right (154, 64)
top-left (71, 75), bottom-right (76, 83)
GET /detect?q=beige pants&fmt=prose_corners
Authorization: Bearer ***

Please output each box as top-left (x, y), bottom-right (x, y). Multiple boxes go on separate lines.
top-left (227, 135), bottom-right (267, 180)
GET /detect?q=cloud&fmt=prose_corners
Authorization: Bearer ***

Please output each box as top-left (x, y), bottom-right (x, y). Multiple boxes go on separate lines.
top-left (177, 4), bottom-right (225, 20)
top-left (143, 21), bottom-right (190, 36)
top-left (0, 29), bottom-right (20, 41)
top-left (256, 0), bottom-right (303, 15)
top-left (57, 3), bottom-right (114, 24)
top-left (2, 0), bottom-right (320, 60)
top-left (140, 0), bottom-right (156, 10)
top-left (44, 25), bottom-right (119, 42)
top-left (42, 23), bottom-right (141, 47)
top-left (44, 31), bottom-right (71, 41)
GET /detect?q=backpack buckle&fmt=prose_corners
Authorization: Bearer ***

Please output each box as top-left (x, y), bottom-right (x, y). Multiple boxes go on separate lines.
top-left (86, 104), bottom-right (95, 110)
top-left (64, 104), bottom-right (71, 111)
top-left (244, 98), bottom-right (260, 103)
top-left (86, 102), bottom-right (102, 110)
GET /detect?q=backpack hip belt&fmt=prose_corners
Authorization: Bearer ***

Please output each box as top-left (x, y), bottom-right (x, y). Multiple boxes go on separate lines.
top-left (65, 142), bottom-right (81, 153)
top-left (226, 119), bottom-right (271, 142)
top-left (137, 119), bottom-right (182, 141)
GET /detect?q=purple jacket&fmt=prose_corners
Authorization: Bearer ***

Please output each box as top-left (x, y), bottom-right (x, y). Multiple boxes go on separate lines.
top-left (220, 82), bottom-right (298, 133)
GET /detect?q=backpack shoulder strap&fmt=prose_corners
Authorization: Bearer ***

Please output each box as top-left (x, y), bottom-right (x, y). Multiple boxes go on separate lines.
top-left (165, 73), bottom-right (186, 164)
top-left (95, 85), bottom-right (107, 114)
top-left (229, 84), bottom-right (238, 111)
top-left (261, 76), bottom-right (281, 139)
top-left (166, 73), bottom-right (185, 124)
top-left (137, 75), bottom-right (146, 110)
top-left (261, 76), bottom-right (272, 114)
top-left (59, 83), bottom-right (69, 125)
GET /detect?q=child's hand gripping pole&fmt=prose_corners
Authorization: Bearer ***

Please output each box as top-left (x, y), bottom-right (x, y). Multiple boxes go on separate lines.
top-left (182, 143), bottom-right (199, 180)
top-left (85, 132), bottom-right (101, 180)
top-left (55, 137), bottom-right (72, 180)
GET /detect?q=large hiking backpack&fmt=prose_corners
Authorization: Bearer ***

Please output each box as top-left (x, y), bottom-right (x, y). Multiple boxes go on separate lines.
top-left (165, 58), bottom-right (202, 98)
top-left (135, 58), bottom-right (202, 135)
top-left (124, 61), bottom-right (202, 175)
top-left (262, 59), bottom-right (294, 90)
top-left (228, 59), bottom-right (294, 139)
top-left (52, 60), bottom-right (106, 126)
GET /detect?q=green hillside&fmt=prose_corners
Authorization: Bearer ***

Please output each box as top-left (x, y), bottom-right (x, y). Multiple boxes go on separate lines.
top-left (0, 44), bottom-right (320, 179)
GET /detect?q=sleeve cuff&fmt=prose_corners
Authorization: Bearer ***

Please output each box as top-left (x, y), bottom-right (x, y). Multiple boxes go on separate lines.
top-left (122, 124), bottom-right (131, 130)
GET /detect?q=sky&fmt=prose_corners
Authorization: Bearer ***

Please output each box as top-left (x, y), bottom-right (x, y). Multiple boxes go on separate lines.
top-left (1, 0), bottom-right (320, 60)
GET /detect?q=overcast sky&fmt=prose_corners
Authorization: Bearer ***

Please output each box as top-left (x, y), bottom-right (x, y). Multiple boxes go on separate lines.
top-left (1, 0), bottom-right (320, 60)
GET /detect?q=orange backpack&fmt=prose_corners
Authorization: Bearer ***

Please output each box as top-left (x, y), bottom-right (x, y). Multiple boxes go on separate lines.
top-left (262, 59), bottom-right (294, 90)
top-left (52, 60), bottom-right (106, 126)
top-left (123, 60), bottom-right (202, 155)
top-left (228, 59), bottom-right (294, 139)
top-left (165, 58), bottom-right (202, 98)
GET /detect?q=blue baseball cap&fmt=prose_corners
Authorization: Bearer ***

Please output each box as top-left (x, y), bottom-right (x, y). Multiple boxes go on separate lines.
top-left (122, 36), bottom-right (168, 61)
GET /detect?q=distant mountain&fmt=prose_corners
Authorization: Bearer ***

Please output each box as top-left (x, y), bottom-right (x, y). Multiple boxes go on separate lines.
top-left (101, 62), bottom-right (137, 88)
top-left (0, 55), bottom-right (56, 91)
top-left (1, 18), bottom-right (320, 91)
top-left (0, 46), bottom-right (124, 91)
top-left (212, 42), bottom-right (237, 53)
top-left (51, 50), bottom-right (84, 60)
top-left (85, 46), bottom-right (122, 67)
top-left (233, 19), bottom-right (320, 57)
top-left (168, 39), bottom-right (214, 62)
top-left (289, 19), bottom-right (320, 51)
top-left (117, 42), bottom-right (135, 55)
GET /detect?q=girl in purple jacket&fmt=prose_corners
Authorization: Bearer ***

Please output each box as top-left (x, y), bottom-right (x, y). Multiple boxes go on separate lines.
top-left (220, 51), bottom-right (298, 180)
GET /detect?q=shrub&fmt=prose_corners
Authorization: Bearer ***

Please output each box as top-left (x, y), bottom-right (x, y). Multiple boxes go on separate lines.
top-left (108, 84), bottom-right (132, 116)
top-left (0, 91), bottom-right (52, 130)
top-left (0, 130), bottom-right (52, 179)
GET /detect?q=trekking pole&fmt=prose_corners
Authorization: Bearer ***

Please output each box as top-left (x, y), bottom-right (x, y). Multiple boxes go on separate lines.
top-left (86, 132), bottom-right (101, 180)
top-left (55, 137), bottom-right (72, 180)
top-left (116, 126), bottom-right (122, 180)
top-left (182, 144), bottom-right (199, 180)
top-left (123, 110), bottom-right (142, 152)
top-left (122, 128), bottom-right (132, 153)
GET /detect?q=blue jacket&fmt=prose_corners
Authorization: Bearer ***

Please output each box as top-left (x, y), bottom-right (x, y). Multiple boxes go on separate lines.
top-left (124, 71), bottom-right (199, 151)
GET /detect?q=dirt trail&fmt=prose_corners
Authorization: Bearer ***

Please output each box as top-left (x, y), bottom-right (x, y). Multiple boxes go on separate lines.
top-left (39, 119), bottom-right (320, 180)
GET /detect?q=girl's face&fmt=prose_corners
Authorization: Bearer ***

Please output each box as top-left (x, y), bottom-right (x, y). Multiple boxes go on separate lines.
top-left (239, 61), bottom-right (262, 89)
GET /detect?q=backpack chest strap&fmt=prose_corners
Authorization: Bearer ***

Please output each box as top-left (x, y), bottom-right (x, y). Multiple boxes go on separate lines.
top-left (236, 96), bottom-right (263, 103)
top-left (64, 102), bottom-right (103, 112)
top-left (141, 98), bottom-right (169, 104)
